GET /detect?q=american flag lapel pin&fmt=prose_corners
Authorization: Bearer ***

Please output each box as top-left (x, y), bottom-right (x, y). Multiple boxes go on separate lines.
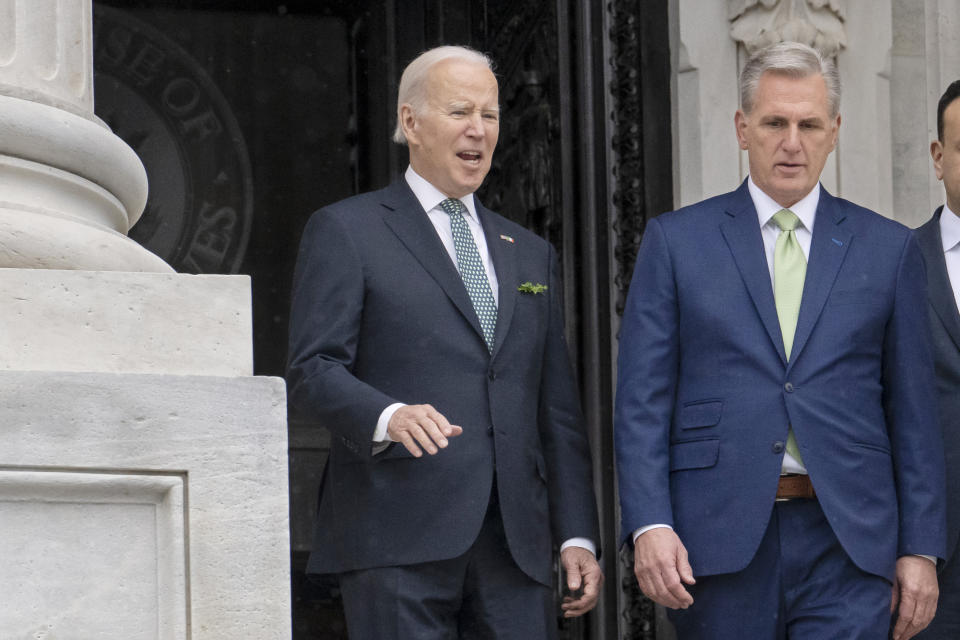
top-left (500, 234), bottom-right (514, 243)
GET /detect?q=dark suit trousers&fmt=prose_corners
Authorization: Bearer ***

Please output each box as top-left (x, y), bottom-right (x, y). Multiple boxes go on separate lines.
top-left (337, 488), bottom-right (557, 640)
top-left (668, 498), bottom-right (890, 639)
top-left (914, 540), bottom-right (960, 639)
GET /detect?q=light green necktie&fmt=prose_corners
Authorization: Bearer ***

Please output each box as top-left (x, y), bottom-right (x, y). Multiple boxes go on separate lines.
top-left (773, 209), bottom-right (805, 464)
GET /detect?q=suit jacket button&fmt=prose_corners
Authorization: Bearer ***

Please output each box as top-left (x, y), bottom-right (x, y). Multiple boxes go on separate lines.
top-left (487, 426), bottom-right (494, 436)
top-left (772, 441), bottom-right (785, 453)
top-left (488, 370), bottom-right (496, 381)
top-left (784, 382), bottom-right (794, 392)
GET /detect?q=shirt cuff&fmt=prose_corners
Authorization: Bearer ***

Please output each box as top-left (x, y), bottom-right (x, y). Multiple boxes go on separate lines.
top-left (560, 537), bottom-right (597, 556)
top-left (633, 523), bottom-right (673, 543)
top-left (374, 403), bottom-right (405, 442)
top-left (915, 554), bottom-right (937, 565)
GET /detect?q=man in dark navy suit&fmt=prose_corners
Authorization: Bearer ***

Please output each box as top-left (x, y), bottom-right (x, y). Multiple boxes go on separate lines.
top-left (914, 79), bottom-right (960, 640)
top-left (286, 45), bottom-right (601, 639)
top-left (615, 41), bottom-right (946, 639)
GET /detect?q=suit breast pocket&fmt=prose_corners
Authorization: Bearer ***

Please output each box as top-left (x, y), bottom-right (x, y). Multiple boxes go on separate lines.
top-left (678, 399), bottom-right (723, 430)
top-left (515, 288), bottom-right (550, 316)
top-left (509, 288), bottom-right (550, 344)
top-left (827, 289), bottom-right (886, 307)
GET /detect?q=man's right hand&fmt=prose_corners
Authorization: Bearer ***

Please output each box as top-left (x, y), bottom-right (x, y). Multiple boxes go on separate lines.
top-left (387, 404), bottom-right (463, 457)
top-left (633, 527), bottom-right (696, 609)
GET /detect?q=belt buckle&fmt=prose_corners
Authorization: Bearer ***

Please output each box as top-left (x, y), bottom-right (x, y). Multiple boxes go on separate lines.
top-left (776, 472), bottom-right (812, 501)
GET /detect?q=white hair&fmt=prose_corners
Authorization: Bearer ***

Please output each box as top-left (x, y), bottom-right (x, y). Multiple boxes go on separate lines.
top-left (392, 45), bottom-right (495, 145)
top-left (740, 41), bottom-right (841, 118)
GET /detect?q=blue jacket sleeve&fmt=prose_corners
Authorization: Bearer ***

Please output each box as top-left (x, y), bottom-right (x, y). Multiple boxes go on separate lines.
top-left (614, 217), bottom-right (680, 544)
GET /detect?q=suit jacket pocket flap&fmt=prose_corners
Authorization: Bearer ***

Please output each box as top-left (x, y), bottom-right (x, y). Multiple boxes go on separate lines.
top-left (827, 289), bottom-right (885, 306)
top-left (670, 439), bottom-right (720, 471)
top-left (679, 400), bottom-right (723, 429)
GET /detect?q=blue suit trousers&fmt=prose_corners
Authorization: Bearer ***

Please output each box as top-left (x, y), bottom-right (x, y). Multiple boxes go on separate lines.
top-left (668, 499), bottom-right (890, 639)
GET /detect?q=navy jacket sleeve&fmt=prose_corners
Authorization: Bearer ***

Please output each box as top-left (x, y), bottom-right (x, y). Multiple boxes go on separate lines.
top-left (883, 233), bottom-right (948, 559)
top-left (286, 209), bottom-right (398, 460)
top-left (538, 244), bottom-right (602, 548)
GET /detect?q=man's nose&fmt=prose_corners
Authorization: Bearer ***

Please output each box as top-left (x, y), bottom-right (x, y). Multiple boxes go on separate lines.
top-left (783, 125), bottom-right (801, 151)
top-left (465, 112), bottom-right (485, 137)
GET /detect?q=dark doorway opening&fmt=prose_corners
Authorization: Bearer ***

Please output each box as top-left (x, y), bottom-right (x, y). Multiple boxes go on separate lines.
top-left (92, 2), bottom-right (673, 637)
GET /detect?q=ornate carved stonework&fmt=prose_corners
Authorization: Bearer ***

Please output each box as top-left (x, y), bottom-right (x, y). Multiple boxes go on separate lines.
top-left (729, 0), bottom-right (847, 57)
top-left (608, 0), bottom-right (657, 633)
top-left (620, 546), bottom-right (657, 640)
top-left (479, 1), bottom-right (564, 254)
top-left (609, 0), bottom-right (649, 317)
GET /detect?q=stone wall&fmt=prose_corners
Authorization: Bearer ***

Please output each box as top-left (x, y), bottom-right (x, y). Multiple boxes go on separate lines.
top-left (671, 0), bottom-right (960, 227)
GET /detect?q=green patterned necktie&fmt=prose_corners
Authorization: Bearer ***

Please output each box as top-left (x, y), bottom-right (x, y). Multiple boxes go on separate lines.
top-left (441, 198), bottom-right (497, 352)
top-left (772, 208), bottom-right (806, 465)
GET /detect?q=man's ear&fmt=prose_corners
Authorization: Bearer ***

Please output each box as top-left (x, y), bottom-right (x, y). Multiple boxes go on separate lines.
top-left (831, 113), bottom-right (841, 149)
top-left (734, 110), bottom-right (749, 150)
top-left (931, 139), bottom-right (945, 181)
top-left (400, 104), bottom-right (419, 146)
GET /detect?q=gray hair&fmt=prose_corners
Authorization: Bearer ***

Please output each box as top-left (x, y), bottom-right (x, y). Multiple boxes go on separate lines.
top-left (739, 41), bottom-right (841, 118)
top-left (392, 45), bottom-right (495, 145)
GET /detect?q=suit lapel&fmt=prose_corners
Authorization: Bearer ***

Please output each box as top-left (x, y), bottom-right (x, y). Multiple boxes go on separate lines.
top-left (476, 201), bottom-right (518, 360)
top-left (917, 207), bottom-right (960, 352)
top-left (379, 181), bottom-right (487, 344)
top-left (788, 189), bottom-right (851, 368)
top-left (719, 183), bottom-right (788, 363)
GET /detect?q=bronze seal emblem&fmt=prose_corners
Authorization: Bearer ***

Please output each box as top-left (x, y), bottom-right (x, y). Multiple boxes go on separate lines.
top-left (93, 6), bottom-right (253, 274)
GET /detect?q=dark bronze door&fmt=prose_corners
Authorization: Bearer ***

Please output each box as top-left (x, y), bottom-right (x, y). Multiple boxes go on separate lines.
top-left (92, 2), bottom-right (672, 637)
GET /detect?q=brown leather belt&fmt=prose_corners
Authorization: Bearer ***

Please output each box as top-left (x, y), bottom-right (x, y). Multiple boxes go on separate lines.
top-left (777, 474), bottom-right (816, 500)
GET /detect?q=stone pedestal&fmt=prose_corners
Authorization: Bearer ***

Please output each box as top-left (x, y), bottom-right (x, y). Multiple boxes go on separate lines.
top-left (0, 270), bottom-right (292, 640)
top-left (0, 2), bottom-right (291, 638)
top-left (0, 369), bottom-right (288, 639)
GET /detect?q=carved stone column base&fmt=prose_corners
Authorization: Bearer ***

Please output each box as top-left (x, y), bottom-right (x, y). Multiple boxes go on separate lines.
top-left (0, 94), bottom-right (169, 271)
top-left (0, 206), bottom-right (171, 272)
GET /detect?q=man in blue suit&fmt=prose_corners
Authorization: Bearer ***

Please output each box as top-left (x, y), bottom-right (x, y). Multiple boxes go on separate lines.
top-left (287, 46), bottom-right (601, 639)
top-left (914, 79), bottom-right (960, 639)
top-left (615, 41), bottom-right (946, 639)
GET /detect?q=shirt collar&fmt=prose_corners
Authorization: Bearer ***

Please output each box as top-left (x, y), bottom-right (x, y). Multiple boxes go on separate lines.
top-left (940, 203), bottom-right (960, 254)
top-left (749, 176), bottom-right (819, 233)
top-left (404, 166), bottom-right (478, 221)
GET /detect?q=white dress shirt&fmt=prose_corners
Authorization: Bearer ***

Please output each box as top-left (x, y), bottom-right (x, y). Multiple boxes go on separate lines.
top-left (370, 167), bottom-right (594, 556)
top-left (750, 177), bottom-right (817, 476)
top-left (940, 203), bottom-right (960, 312)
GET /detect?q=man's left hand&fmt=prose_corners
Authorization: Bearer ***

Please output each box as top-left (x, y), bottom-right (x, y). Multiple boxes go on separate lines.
top-left (890, 555), bottom-right (939, 640)
top-left (559, 546), bottom-right (603, 617)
